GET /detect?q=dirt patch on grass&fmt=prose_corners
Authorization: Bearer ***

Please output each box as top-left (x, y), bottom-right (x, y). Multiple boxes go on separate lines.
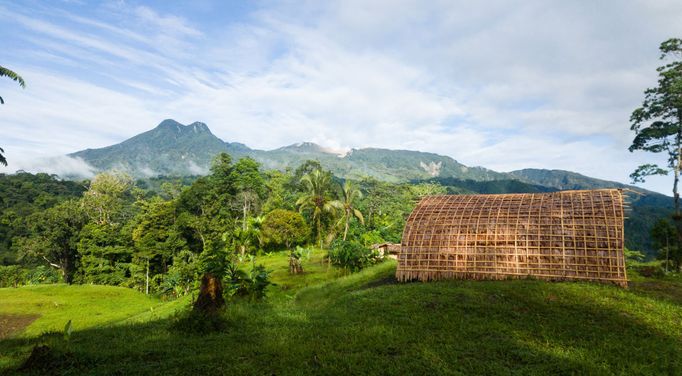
top-left (0, 314), bottom-right (40, 339)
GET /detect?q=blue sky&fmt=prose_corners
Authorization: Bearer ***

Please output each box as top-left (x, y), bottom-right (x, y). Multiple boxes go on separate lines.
top-left (1, 0), bottom-right (681, 194)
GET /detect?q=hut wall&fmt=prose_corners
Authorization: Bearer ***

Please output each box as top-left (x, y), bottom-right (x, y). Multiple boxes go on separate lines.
top-left (396, 189), bottom-right (627, 287)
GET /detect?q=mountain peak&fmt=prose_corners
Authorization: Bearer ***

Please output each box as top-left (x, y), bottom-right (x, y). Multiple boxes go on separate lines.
top-left (155, 119), bottom-right (212, 134)
top-left (278, 142), bottom-right (326, 153)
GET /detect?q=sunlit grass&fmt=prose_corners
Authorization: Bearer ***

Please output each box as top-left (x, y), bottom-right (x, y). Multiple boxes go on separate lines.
top-left (2, 254), bottom-right (682, 374)
top-left (0, 284), bottom-right (163, 337)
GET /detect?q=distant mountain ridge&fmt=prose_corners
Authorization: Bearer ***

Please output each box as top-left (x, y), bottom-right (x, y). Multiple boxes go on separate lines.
top-left (69, 119), bottom-right (506, 183)
top-left (68, 119), bottom-right (664, 197)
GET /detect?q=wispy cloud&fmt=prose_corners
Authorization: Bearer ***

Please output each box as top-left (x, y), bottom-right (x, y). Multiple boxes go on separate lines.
top-left (1, 0), bottom-right (681, 194)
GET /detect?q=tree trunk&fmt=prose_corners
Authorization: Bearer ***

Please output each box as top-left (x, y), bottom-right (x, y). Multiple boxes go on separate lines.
top-left (317, 216), bottom-right (322, 249)
top-left (666, 234), bottom-right (670, 273)
top-left (145, 258), bottom-right (149, 295)
top-left (674, 142), bottom-right (682, 274)
top-left (243, 198), bottom-right (248, 231)
top-left (343, 214), bottom-right (349, 241)
top-left (674, 143), bottom-right (681, 217)
top-left (193, 273), bottom-right (225, 313)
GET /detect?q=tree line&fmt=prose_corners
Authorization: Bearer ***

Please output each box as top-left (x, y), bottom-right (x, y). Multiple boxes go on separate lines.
top-left (0, 155), bottom-right (441, 292)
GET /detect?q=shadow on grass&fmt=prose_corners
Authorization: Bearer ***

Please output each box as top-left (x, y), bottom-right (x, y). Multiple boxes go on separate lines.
top-left (629, 279), bottom-right (682, 306)
top-left (1, 278), bottom-right (681, 375)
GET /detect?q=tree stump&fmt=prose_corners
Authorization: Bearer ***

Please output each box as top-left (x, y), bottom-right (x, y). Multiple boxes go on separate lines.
top-left (193, 273), bottom-right (225, 313)
top-left (289, 255), bottom-right (303, 274)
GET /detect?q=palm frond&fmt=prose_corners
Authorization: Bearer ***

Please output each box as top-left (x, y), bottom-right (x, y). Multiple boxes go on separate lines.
top-left (353, 208), bottom-right (364, 224)
top-left (0, 66), bottom-right (26, 88)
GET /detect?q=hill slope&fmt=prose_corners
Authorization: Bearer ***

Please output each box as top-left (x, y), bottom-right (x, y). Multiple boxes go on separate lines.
top-left (2, 258), bottom-right (682, 374)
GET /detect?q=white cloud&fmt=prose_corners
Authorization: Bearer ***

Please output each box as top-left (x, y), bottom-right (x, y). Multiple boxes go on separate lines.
top-left (2, 1), bottom-right (682, 195)
top-left (0, 155), bottom-right (96, 179)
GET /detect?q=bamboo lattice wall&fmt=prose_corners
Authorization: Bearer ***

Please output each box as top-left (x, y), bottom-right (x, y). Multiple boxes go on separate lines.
top-left (396, 189), bottom-right (627, 287)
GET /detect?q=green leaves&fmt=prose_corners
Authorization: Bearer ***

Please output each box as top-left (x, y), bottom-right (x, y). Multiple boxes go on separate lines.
top-left (0, 65), bottom-right (25, 108)
top-left (629, 38), bottom-right (682, 211)
top-left (261, 209), bottom-right (309, 249)
top-left (629, 164), bottom-right (668, 184)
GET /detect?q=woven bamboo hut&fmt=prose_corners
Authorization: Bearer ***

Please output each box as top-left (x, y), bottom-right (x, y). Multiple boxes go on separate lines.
top-left (396, 189), bottom-right (627, 287)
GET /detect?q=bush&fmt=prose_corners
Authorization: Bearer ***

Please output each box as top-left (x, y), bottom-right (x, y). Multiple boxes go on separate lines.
top-left (634, 265), bottom-right (666, 278)
top-left (26, 265), bottom-right (61, 285)
top-left (328, 239), bottom-right (382, 272)
top-left (288, 246), bottom-right (310, 274)
top-left (360, 230), bottom-right (385, 248)
top-left (224, 263), bottom-right (273, 301)
top-left (0, 265), bottom-right (26, 287)
top-left (159, 250), bottom-right (198, 298)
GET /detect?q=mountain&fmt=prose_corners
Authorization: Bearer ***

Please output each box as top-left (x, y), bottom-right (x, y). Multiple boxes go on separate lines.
top-left (508, 169), bottom-right (634, 191)
top-left (69, 120), bottom-right (507, 182)
top-left (71, 120), bottom-right (222, 176)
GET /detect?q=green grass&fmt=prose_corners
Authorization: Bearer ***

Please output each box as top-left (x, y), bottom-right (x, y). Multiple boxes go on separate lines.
top-left (0, 284), bottom-right (164, 337)
top-left (2, 253), bottom-right (682, 375)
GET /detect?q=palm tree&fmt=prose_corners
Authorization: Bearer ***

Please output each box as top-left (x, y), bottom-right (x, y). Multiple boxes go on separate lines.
top-left (296, 169), bottom-right (341, 248)
top-left (1, 66), bottom-right (26, 166)
top-left (0, 66), bottom-right (26, 105)
top-left (339, 181), bottom-right (364, 241)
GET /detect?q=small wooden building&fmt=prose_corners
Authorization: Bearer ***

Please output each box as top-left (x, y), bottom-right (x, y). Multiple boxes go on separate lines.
top-left (372, 243), bottom-right (401, 259)
top-left (396, 189), bottom-right (627, 287)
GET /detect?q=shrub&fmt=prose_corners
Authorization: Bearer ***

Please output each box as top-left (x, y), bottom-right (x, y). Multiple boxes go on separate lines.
top-left (634, 265), bottom-right (665, 278)
top-left (360, 230), bottom-right (385, 248)
top-left (288, 246), bottom-right (310, 274)
top-left (225, 263), bottom-right (273, 301)
top-left (26, 265), bottom-right (61, 285)
top-left (328, 239), bottom-right (382, 272)
top-left (160, 250), bottom-right (198, 298)
top-left (0, 265), bottom-right (26, 287)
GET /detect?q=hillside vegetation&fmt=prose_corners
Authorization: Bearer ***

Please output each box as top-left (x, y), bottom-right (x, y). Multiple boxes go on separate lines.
top-left (1, 252), bottom-right (681, 375)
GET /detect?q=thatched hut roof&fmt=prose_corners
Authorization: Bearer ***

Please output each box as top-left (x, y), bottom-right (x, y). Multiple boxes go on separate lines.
top-left (397, 189), bottom-right (627, 287)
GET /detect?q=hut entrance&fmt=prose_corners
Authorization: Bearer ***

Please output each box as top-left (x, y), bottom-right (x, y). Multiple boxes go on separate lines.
top-left (396, 189), bottom-right (627, 287)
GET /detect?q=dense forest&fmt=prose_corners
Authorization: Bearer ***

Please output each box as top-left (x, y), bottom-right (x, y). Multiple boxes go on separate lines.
top-left (0, 153), bottom-right (673, 292)
top-left (0, 155), bottom-right (436, 292)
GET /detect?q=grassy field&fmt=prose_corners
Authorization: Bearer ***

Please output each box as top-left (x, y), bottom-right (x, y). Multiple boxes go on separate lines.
top-left (1, 250), bottom-right (682, 375)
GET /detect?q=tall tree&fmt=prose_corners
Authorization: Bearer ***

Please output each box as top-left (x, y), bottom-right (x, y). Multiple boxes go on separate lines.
top-left (629, 38), bottom-right (682, 212)
top-left (77, 222), bottom-right (132, 285)
top-left (176, 154), bottom-right (238, 253)
top-left (14, 199), bottom-right (85, 283)
top-left (230, 157), bottom-right (266, 230)
top-left (296, 169), bottom-right (340, 248)
top-left (0, 66), bottom-right (26, 166)
top-left (132, 196), bottom-right (187, 294)
top-left (82, 172), bottom-right (134, 225)
top-left (338, 181), bottom-right (364, 241)
top-left (629, 38), bottom-right (682, 255)
top-left (261, 209), bottom-right (309, 250)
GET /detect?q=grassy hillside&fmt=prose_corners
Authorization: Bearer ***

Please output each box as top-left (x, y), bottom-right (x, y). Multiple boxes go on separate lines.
top-left (0, 285), bottom-right (164, 338)
top-left (2, 252), bottom-right (682, 374)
